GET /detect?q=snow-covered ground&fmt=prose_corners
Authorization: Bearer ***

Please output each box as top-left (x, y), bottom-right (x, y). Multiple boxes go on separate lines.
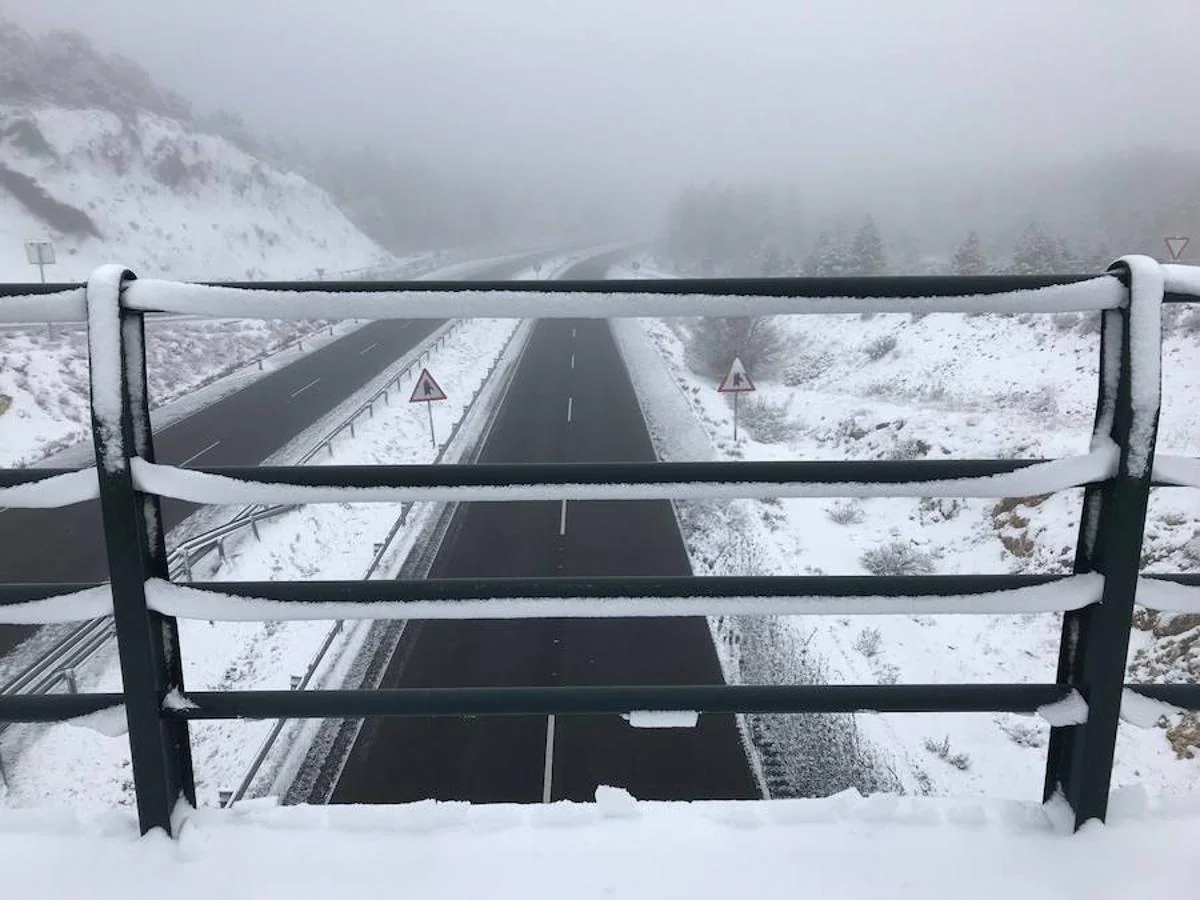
top-left (0, 104), bottom-right (391, 282)
top-left (1, 788), bottom-right (1196, 900)
top-left (611, 284), bottom-right (1200, 803)
top-left (0, 316), bottom-right (527, 809)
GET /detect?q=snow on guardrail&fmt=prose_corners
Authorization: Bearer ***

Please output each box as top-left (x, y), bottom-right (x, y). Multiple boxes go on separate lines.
top-left (130, 446), bottom-right (1120, 506)
top-left (121, 276), bottom-right (1127, 320)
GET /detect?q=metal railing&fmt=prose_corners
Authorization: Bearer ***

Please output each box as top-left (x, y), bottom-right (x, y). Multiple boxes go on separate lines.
top-left (0, 261), bottom-right (1198, 839)
top-left (0, 316), bottom-right (471, 734)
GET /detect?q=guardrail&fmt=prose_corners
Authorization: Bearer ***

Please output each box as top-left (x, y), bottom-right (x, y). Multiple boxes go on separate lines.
top-left (0, 261), bottom-right (1198, 839)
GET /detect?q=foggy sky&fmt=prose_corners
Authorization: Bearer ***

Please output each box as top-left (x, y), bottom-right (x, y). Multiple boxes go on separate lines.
top-left (5, 0), bottom-right (1200, 211)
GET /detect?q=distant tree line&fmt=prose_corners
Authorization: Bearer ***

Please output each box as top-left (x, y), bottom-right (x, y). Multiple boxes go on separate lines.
top-left (660, 182), bottom-right (1127, 278)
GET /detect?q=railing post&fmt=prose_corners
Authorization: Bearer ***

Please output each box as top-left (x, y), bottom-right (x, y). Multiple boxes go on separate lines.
top-left (86, 265), bottom-right (195, 836)
top-left (1044, 256), bottom-right (1163, 828)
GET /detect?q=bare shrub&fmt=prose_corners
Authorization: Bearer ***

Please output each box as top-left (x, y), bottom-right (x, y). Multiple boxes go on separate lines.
top-left (826, 500), bottom-right (864, 525)
top-left (863, 334), bottom-right (897, 361)
top-left (887, 437), bottom-right (931, 460)
top-left (860, 541), bottom-right (935, 576)
top-left (853, 626), bottom-right (883, 658)
top-left (923, 735), bottom-right (971, 770)
top-left (782, 352), bottom-right (834, 386)
top-left (685, 316), bottom-right (786, 378)
top-left (739, 398), bottom-right (792, 443)
top-left (1051, 312), bottom-right (1078, 332)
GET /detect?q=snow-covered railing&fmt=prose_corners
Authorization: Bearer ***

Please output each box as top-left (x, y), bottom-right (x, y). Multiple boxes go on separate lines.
top-left (0, 258), bottom-right (1198, 839)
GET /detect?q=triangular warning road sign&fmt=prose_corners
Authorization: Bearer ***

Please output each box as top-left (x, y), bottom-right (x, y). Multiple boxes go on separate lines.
top-left (717, 357), bottom-right (756, 393)
top-left (1164, 236), bottom-right (1190, 262)
top-left (409, 368), bottom-right (447, 402)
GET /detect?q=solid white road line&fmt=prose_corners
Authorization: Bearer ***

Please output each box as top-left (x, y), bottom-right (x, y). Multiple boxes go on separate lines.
top-left (559, 499), bottom-right (568, 536)
top-left (290, 377), bottom-right (321, 398)
top-left (358, 342), bottom-right (379, 355)
top-left (179, 439), bottom-right (221, 467)
top-left (542, 714), bottom-right (556, 803)
top-left (566, 397), bottom-right (573, 423)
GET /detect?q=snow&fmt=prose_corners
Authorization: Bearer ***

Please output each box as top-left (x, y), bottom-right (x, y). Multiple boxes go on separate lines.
top-left (0, 288), bottom-right (87, 323)
top-left (1154, 453), bottom-right (1200, 489)
top-left (1135, 577), bottom-right (1200, 613)
top-left (84, 264), bottom-right (127, 473)
top-left (0, 795), bottom-right (1196, 898)
top-left (1036, 690), bottom-right (1089, 727)
top-left (1121, 689), bottom-right (1188, 728)
top-left (0, 584), bottom-right (111, 624)
top-left (594, 785), bottom-right (641, 818)
top-left (1119, 255), bottom-right (1164, 478)
top-left (162, 688), bottom-right (198, 711)
top-left (0, 105), bottom-right (390, 283)
top-left (64, 705), bottom-right (127, 738)
top-left (0, 466), bottom-right (97, 507)
top-left (611, 282), bottom-right (1200, 802)
top-left (624, 711), bottom-right (700, 728)
top-left (1163, 263), bottom-right (1200, 296)
top-left (144, 575), bottom-right (1106, 622)
top-left (130, 448), bottom-right (1118, 506)
top-left (122, 277), bottom-right (1124, 320)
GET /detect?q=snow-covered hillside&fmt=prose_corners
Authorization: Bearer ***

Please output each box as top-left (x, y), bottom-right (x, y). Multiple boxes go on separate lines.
top-left (0, 104), bottom-right (391, 282)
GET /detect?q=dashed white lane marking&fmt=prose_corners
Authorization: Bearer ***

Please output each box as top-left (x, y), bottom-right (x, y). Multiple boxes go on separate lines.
top-left (290, 377), bottom-right (321, 398)
top-left (542, 714), bottom-right (556, 803)
top-left (571, 328), bottom-right (576, 339)
top-left (559, 499), bottom-right (568, 536)
top-left (358, 342), bottom-right (379, 355)
top-left (179, 439), bottom-right (221, 467)
top-left (570, 353), bottom-right (575, 369)
top-left (567, 397), bottom-right (573, 423)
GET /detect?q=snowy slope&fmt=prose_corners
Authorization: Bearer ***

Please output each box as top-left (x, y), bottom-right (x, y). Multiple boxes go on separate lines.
top-left (613, 295), bottom-right (1200, 803)
top-left (0, 104), bottom-right (391, 282)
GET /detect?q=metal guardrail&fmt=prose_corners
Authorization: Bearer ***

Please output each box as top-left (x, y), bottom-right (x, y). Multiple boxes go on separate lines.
top-left (0, 262), bottom-right (1197, 840)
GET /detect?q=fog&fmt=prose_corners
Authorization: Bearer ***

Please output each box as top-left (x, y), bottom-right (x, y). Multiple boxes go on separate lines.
top-left (6, 0), bottom-right (1200, 259)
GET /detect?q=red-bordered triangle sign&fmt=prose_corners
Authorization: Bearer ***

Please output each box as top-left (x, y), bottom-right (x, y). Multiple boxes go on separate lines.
top-left (1164, 236), bottom-right (1190, 261)
top-left (409, 368), bottom-right (447, 402)
top-left (718, 357), bottom-right (756, 393)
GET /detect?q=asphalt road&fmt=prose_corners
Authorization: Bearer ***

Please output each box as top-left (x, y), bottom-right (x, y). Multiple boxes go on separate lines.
top-left (330, 256), bottom-right (759, 804)
top-left (0, 256), bottom-right (533, 660)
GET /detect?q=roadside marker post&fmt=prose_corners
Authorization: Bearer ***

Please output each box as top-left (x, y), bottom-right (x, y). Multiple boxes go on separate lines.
top-left (409, 368), bottom-right (448, 447)
top-left (717, 356), bottom-right (756, 442)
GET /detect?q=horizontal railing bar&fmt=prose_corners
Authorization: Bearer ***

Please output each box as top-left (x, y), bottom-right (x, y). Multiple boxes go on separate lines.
top-left (147, 573), bottom-right (1100, 619)
top-left (174, 573), bottom-right (1071, 602)
top-left (0, 468), bottom-right (87, 487)
top-left (165, 684), bottom-right (1075, 720)
top-left (1128, 684), bottom-right (1200, 710)
top-left (192, 459), bottom-right (1050, 486)
top-left (1143, 574), bottom-right (1200, 586)
top-left (192, 274), bottom-right (1108, 296)
top-left (0, 692), bottom-right (123, 721)
top-left (0, 583), bottom-right (103, 605)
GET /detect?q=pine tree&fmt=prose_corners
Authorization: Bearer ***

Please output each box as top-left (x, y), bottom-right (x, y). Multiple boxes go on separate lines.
top-left (849, 215), bottom-right (886, 275)
top-left (952, 230), bottom-right (988, 275)
top-left (1009, 221), bottom-right (1071, 275)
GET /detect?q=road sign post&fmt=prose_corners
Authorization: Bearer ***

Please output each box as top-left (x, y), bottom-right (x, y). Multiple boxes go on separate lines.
top-left (24, 240), bottom-right (55, 284)
top-left (409, 368), bottom-right (448, 448)
top-left (717, 357), bottom-right (756, 443)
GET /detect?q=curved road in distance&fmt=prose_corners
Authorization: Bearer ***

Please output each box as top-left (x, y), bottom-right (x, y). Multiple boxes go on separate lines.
top-left (0, 254), bottom-right (540, 660)
top-left (328, 252), bottom-right (760, 805)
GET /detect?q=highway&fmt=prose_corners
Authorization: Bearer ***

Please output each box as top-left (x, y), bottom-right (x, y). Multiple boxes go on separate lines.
top-left (0, 255), bottom-right (536, 659)
top-left (328, 255), bottom-right (759, 804)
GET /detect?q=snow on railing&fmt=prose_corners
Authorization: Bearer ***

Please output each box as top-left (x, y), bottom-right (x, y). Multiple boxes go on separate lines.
top-left (131, 449), bottom-right (1120, 507)
top-left (120, 276), bottom-right (1127, 320)
top-left (0, 468), bottom-right (99, 508)
top-left (145, 573), bottom-right (1105, 622)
